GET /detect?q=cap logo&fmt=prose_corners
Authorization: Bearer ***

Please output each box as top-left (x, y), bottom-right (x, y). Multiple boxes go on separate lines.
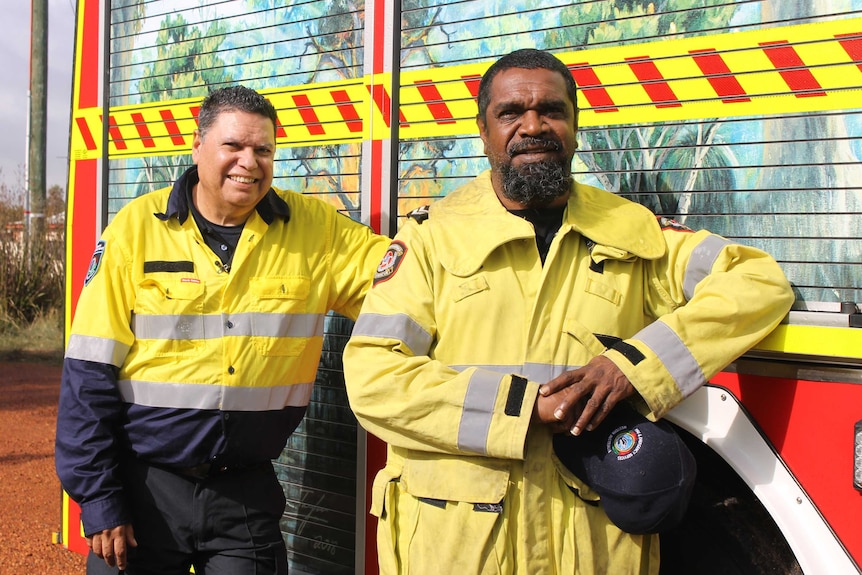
top-left (608, 425), bottom-right (643, 461)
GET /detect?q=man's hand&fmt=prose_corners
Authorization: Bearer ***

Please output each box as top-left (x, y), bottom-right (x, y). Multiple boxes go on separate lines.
top-left (533, 386), bottom-right (582, 434)
top-left (88, 523), bottom-right (137, 570)
top-left (539, 355), bottom-right (636, 435)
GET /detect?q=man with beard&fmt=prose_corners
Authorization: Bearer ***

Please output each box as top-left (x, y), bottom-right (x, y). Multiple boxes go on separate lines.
top-left (343, 49), bottom-right (793, 574)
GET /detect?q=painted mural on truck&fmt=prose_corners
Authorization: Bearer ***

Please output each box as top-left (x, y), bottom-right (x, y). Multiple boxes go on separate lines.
top-left (106, 0), bottom-right (861, 307)
top-left (109, 0), bottom-right (366, 219)
top-left (395, 0), bottom-right (862, 306)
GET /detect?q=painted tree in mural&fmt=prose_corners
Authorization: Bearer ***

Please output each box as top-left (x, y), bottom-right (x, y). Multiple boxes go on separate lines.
top-left (130, 13), bottom-right (231, 197)
top-left (110, 0), bottom-right (145, 104)
top-left (107, 0), bottom-right (148, 210)
top-left (286, 0), bottom-right (366, 216)
top-left (398, 0), bottom-right (461, 212)
top-left (546, 0), bottom-right (739, 219)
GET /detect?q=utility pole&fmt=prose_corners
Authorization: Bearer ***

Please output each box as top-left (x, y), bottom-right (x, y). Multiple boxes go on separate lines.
top-left (27, 0), bottom-right (48, 263)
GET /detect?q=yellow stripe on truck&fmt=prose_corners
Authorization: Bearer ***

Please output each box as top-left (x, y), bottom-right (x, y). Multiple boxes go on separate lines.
top-left (71, 18), bottom-right (862, 157)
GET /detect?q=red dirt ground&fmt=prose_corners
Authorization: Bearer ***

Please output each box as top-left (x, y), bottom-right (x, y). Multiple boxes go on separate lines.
top-left (0, 360), bottom-right (87, 574)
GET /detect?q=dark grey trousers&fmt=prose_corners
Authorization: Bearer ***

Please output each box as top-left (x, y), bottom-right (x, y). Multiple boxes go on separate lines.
top-left (86, 458), bottom-right (288, 575)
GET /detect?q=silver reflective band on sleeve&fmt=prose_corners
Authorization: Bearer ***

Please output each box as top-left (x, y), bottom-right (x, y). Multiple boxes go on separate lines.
top-left (65, 333), bottom-right (130, 367)
top-left (458, 369), bottom-right (505, 455)
top-left (683, 234), bottom-right (732, 301)
top-left (351, 313), bottom-right (433, 356)
top-left (131, 312), bottom-right (325, 340)
top-left (449, 363), bottom-right (580, 383)
top-left (117, 379), bottom-right (314, 411)
top-left (636, 321), bottom-right (705, 398)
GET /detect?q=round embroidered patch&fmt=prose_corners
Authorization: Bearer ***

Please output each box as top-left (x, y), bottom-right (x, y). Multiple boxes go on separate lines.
top-left (608, 425), bottom-right (644, 461)
top-left (374, 241), bottom-right (407, 285)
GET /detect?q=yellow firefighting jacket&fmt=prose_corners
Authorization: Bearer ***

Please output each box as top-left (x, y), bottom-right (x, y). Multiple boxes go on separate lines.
top-left (343, 170), bottom-right (794, 574)
top-left (56, 166), bottom-right (389, 536)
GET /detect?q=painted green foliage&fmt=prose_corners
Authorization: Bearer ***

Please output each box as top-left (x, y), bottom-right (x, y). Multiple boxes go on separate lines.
top-left (111, 5), bottom-right (232, 202)
top-left (545, 0), bottom-right (739, 214)
top-left (138, 13), bottom-right (231, 101)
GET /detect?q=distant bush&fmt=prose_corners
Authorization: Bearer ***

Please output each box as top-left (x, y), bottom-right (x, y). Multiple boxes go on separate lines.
top-left (0, 239), bottom-right (64, 331)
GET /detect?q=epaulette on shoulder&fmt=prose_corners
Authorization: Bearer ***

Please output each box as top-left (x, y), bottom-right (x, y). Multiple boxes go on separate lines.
top-left (407, 205), bottom-right (430, 224)
top-left (656, 215), bottom-right (693, 233)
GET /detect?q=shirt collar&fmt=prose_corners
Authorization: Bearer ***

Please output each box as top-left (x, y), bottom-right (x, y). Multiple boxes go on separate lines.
top-left (154, 165), bottom-right (290, 225)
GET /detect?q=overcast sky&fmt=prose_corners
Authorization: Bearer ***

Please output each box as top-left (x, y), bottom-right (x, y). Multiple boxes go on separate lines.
top-left (1, 0), bottom-right (75, 191)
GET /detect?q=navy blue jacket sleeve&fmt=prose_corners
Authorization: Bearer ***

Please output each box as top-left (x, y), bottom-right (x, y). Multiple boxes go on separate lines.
top-left (55, 358), bottom-right (132, 536)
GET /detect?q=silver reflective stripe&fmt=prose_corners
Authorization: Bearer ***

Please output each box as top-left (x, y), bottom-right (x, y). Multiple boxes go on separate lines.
top-left (450, 364), bottom-right (521, 375)
top-left (131, 312), bottom-right (325, 340)
top-left (65, 333), bottom-right (130, 367)
top-left (351, 313), bottom-right (433, 356)
top-left (132, 314), bottom-right (207, 340)
top-left (458, 369), bottom-right (505, 455)
top-left (117, 379), bottom-right (314, 411)
top-left (450, 363), bottom-right (581, 383)
top-left (683, 235), bottom-right (732, 301)
top-left (523, 362), bottom-right (578, 383)
top-left (636, 321), bottom-right (705, 397)
top-left (232, 312), bottom-right (325, 338)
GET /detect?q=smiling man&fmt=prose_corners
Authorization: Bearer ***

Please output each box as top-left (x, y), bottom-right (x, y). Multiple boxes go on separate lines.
top-left (343, 49), bottom-right (793, 574)
top-left (55, 85), bottom-right (389, 575)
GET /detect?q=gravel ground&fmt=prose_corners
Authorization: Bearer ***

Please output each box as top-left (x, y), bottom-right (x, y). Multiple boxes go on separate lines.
top-left (0, 360), bottom-right (87, 574)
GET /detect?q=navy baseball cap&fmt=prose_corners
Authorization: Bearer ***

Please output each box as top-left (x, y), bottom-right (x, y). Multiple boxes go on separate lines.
top-left (552, 401), bottom-right (696, 534)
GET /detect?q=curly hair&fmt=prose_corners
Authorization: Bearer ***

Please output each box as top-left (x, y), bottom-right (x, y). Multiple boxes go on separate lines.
top-left (197, 85), bottom-right (278, 139)
top-left (476, 49), bottom-right (578, 122)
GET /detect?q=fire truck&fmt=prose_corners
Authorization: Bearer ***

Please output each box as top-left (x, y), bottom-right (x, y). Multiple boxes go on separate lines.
top-left (60, 1), bottom-right (862, 573)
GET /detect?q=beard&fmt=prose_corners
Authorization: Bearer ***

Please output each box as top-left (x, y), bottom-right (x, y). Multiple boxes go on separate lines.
top-left (499, 159), bottom-right (572, 208)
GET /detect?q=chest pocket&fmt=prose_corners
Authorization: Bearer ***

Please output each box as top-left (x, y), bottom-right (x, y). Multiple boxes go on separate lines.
top-left (249, 276), bottom-right (312, 357)
top-left (134, 278), bottom-right (206, 357)
top-left (563, 318), bottom-right (608, 361)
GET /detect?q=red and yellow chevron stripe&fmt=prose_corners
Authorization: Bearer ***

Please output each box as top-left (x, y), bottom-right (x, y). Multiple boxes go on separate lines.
top-left (69, 17), bottom-right (862, 159)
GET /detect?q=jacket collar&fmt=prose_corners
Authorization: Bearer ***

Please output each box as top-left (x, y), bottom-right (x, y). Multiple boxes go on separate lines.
top-left (154, 166), bottom-right (291, 225)
top-left (429, 170), bottom-right (664, 276)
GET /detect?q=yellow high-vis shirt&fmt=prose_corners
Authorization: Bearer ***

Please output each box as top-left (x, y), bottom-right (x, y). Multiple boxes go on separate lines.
top-left (57, 166), bottom-right (389, 536)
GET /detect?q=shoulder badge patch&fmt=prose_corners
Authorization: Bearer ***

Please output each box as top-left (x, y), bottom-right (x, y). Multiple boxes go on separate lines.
top-left (657, 216), bottom-right (693, 233)
top-left (84, 240), bottom-right (107, 286)
top-left (374, 241), bottom-right (407, 285)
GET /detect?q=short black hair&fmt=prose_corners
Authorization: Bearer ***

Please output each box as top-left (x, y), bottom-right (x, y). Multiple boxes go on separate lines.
top-left (476, 48), bottom-right (578, 122)
top-left (197, 85), bottom-right (278, 138)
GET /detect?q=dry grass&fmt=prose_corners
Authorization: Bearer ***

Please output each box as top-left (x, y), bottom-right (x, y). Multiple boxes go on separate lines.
top-left (0, 307), bottom-right (64, 364)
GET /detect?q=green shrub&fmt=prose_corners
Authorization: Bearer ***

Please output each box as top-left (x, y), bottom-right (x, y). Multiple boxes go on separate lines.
top-left (0, 238), bottom-right (64, 331)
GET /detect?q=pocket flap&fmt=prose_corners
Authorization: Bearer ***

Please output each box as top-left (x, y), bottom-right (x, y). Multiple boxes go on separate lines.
top-left (250, 276), bottom-right (310, 299)
top-left (452, 275), bottom-right (489, 303)
top-left (138, 278), bottom-right (204, 301)
top-left (401, 452), bottom-right (509, 504)
top-left (563, 318), bottom-right (607, 358)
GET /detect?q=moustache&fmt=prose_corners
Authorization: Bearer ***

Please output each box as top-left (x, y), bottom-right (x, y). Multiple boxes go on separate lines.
top-left (508, 137), bottom-right (562, 157)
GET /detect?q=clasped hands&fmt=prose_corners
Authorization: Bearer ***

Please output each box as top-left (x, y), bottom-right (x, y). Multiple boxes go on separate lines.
top-left (533, 355), bottom-right (636, 435)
